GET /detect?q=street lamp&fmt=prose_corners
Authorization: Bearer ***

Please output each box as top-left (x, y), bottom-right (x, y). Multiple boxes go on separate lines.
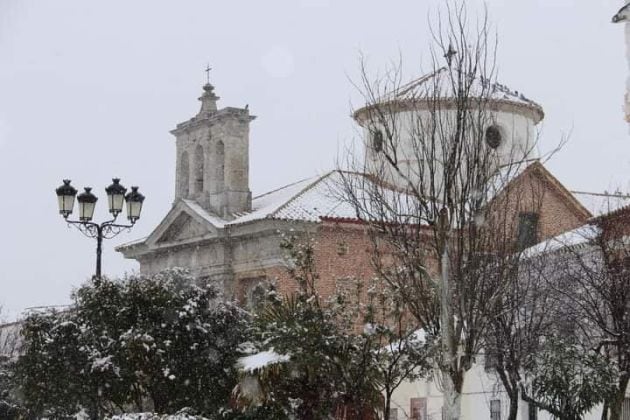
top-left (56, 178), bottom-right (145, 278)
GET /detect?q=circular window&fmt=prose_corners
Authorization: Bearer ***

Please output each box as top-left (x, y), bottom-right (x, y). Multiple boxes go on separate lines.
top-left (485, 126), bottom-right (502, 149)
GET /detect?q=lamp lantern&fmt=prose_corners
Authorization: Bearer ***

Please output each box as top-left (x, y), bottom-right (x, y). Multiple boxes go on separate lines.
top-left (105, 178), bottom-right (127, 216)
top-left (55, 179), bottom-right (77, 218)
top-left (56, 178), bottom-right (145, 279)
top-left (77, 187), bottom-right (98, 222)
top-left (125, 186), bottom-right (145, 223)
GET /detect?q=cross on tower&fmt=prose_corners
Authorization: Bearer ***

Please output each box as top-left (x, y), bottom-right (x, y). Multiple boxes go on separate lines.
top-left (444, 44), bottom-right (457, 67)
top-left (204, 64), bottom-right (212, 85)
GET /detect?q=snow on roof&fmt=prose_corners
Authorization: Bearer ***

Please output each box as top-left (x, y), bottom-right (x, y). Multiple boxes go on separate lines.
top-left (229, 176), bottom-right (318, 224)
top-left (182, 171), bottom-right (362, 227)
top-left (524, 224), bottom-right (600, 257)
top-left (388, 67), bottom-right (543, 115)
top-left (571, 191), bottom-right (630, 217)
top-left (237, 349), bottom-right (290, 373)
top-left (182, 199), bottom-right (227, 228)
top-left (123, 162), bottom-right (564, 250)
top-left (264, 172), bottom-right (359, 222)
top-left (118, 172), bottom-right (365, 249)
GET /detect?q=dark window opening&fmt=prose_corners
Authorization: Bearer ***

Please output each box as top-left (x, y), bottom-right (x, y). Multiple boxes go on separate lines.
top-left (372, 130), bottom-right (384, 152)
top-left (216, 140), bottom-right (225, 191)
top-left (485, 125), bottom-right (502, 149)
top-left (517, 212), bottom-right (539, 250)
top-left (244, 279), bottom-right (268, 312)
top-left (388, 408), bottom-right (398, 420)
top-left (179, 151), bottom-right (190, 197)
top-left (194, 144), bottom-right (204, 193)
top-left (490, 399), bottom-right (501, 420)
top-left (410, 398), bottom-right (427, 420)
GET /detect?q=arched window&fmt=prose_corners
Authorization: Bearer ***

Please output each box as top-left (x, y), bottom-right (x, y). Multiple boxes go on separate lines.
top-left (179, 151), bottom-right (190, 197)
top-left (193, 144), bottom-right (204, 193)
top-left (216, 140), bottom-right (225, 190)
top-left (244, 278), bottom-right (268, 312)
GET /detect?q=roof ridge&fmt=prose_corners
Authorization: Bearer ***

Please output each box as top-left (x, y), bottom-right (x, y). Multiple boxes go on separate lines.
top-left (252, 177), bottom-right (315, 201)
top-left (527, 163), bottom-right (592, 220)
top-left (395, 67), bottom-right (447, 97)
top-left (267, 171), bottom-right (337, 220)
top-left (571, 190), bottom-right (630, 198)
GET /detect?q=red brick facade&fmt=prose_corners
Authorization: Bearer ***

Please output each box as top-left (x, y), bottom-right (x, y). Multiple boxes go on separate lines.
top-left (233, 162), bottom-right (591, 306)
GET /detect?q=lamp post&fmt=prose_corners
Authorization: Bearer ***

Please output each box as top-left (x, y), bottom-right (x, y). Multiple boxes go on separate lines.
top-left (55, 178), bottom-right (145, 279)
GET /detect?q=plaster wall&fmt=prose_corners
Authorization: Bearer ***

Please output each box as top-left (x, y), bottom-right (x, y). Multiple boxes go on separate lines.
top-left (362, 107), bottom-right (539, 190)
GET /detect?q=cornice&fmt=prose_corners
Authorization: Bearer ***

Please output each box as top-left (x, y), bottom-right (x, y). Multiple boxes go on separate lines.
top-left (353, 97), bottom-right (544, 126)
top-left (170, 107), bottom-right (256, 136)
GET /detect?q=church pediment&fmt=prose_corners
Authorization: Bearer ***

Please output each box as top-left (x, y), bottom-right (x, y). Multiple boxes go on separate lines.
top-left (144, 200), bottom-right (224, 248)
top-left (156, 213), bottom-right (208, 244)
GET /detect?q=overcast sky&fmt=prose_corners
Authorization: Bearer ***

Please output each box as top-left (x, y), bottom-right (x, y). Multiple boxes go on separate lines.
top-left (0, 0), bottom-right (628, 320)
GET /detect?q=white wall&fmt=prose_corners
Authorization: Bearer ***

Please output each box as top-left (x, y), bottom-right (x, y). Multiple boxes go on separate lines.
top-left (361, 105), bottom-right (539, 191)
top-left (389, 359), bottom-right (604, 420)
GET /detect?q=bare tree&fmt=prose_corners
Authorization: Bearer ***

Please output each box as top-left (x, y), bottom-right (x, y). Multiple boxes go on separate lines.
top-left (484, 240), bottom-right (571, 420)
top-left (544, 210), bottom-right (630, 420)
top-left (480, 167), bottom-right (562, 420)
top-left (336, 2), bottom-right (546, 418)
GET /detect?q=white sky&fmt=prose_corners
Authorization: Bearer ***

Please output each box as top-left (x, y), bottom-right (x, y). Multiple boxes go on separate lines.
top-left (0, 0), bottom-right (628, 320)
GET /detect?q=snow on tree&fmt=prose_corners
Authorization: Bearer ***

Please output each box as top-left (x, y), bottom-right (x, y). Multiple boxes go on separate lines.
top-left (520, 334), bottom-right (616, 420)
top-left (233, 235), bottom-right (430, 420)
top-left (539, 218), bottom-right (630, 420)
top-left (15, 269), bottom-right (248, 418)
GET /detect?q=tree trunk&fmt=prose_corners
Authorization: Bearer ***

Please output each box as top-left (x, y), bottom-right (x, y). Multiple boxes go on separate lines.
top-left (440, 242), bottom-right (462, 420)
top-left (442, 374), bottom-right (462, 420)
top-left (507, 390), bottom-right (519, 420)
top-left (383, 390), bottom-right (392, 420)
top-left (495, 367), bottom-right (519, 420)
top-left (608, 375), bottom-right (630, 420)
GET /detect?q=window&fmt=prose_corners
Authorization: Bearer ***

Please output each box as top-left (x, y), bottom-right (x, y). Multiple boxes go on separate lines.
top-left (621, 398), bottom-right (630, 420)
top-left (485, 125), bottom-right (502, 149)
top-left (243, 278), bottom-right (268, 312)
top-left (528, 404), bottom-right (538, 420)
top-left (336, 240), bottom-right (349, 256)
top-left (517, 212), bottom-right (539, 250)
top-left (371, 129), bottom-right (384, 152)
top-left (215, 140), bottom-right (225, 191)
top-left (484, 350), bottom-right (498, 372)
top-left (193, 144), bottom-right (205, 193)
top-left (490, 399), bottom-right (501, 420)
top-left (179, 151), bottom-right (190, 197)
top-left (410, 398), bottom-right (427, 420)
top-left (388, 408), bottom-right (398, 420)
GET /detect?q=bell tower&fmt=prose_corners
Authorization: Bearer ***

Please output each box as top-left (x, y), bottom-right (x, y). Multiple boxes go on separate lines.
top-left (171, 75), bottom-right (255, 218)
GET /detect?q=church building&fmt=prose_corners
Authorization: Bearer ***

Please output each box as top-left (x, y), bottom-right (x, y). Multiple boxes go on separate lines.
top-left (116, 72), bottom-right (607, 305)
top-left (116, 72), bottom-right (630, 419)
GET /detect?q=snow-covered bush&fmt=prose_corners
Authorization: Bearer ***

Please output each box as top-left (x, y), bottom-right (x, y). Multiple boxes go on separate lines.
top-left (521, 335), bottom-right (617, 420)
top-left (15, 269), bottom-right (249, 418)
top-left (233, 236), bottom-right (430, 419)
top-left (0, 354), bottom-right (22, 419)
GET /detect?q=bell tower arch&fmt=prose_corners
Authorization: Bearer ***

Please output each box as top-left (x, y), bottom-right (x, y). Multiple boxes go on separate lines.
top-left (172, 78), bottom-right (255, 218)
